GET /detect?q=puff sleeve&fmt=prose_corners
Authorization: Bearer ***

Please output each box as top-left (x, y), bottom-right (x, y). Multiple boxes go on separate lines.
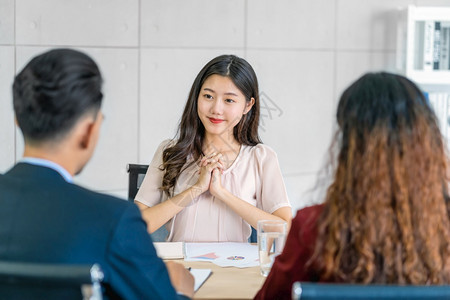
top-left (134, 140), bottom-right (172, 207)
top-left (253, 144), bottom-right (291, 213)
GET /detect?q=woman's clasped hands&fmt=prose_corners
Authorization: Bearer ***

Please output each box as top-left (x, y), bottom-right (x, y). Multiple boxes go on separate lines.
top-left (195, 152), bottom-right (226, 196)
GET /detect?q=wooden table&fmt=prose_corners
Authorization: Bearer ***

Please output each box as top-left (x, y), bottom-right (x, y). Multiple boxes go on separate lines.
top-left (175, 259), bottom-right (265, 300)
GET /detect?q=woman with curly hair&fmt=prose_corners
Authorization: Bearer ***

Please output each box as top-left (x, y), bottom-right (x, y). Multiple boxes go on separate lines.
top-left (255, 72), bottom-right (450, 299)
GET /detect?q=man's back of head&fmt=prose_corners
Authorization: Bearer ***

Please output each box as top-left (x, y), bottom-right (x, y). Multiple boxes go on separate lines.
top-left (13, 48), bottom-right (103, 146)
top-left (13, 49), bottom-right (105, 176)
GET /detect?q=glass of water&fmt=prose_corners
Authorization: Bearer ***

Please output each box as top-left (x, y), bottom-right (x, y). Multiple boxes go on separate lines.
top-left (257, 220), bottom-right (287, 277)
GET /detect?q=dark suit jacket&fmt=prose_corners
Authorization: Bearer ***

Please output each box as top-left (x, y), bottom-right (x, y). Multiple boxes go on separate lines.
top-left (0, 163), bottom-right (180, 300)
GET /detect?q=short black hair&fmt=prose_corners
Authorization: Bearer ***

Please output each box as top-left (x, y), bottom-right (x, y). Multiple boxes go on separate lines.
top-left (13, 48), bottom-right (103, 144)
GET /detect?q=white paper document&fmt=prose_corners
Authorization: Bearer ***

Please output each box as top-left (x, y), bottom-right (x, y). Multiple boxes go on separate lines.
top-left (154, 242), bottom-right (184, 259)
top-left (190, 268), bottom-right (212, 291)
top-left (185, 242), bottom-right (259, 268)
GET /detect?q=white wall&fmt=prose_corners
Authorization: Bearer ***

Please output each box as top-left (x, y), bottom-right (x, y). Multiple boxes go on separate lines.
top-left (1, 0), bottom-right (450, 211)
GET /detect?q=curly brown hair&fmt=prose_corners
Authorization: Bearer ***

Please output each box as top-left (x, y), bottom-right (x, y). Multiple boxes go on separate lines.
top-left (309, 72), bottom-right (450, 284)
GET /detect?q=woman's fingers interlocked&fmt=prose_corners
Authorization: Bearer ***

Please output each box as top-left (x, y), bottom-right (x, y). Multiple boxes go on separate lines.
top-left (201, 153), bottom-right (224, 170)
top-left (195, 152), bottom-right (224, 193)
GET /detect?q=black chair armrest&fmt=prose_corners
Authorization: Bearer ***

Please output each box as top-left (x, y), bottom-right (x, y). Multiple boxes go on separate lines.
top-left (0, 261), bottom-right (104, 300)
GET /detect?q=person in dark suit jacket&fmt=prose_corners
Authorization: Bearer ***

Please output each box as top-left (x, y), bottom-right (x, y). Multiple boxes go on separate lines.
top-left (0, 48), bottom-right (194, 299)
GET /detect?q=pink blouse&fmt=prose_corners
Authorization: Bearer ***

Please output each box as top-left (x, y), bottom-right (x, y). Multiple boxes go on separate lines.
top-left (135, 140), bottom-right (291, 242)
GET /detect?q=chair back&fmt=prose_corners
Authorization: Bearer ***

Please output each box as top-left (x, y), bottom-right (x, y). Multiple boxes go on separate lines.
top-left (0, 261), bottom-right (104, 300)
top-left (126, 163), bottom-right (149, 201)
top-left (292, 281), bottom-right (450, 300)
top-left (126, 163), bottom-right (169, 241)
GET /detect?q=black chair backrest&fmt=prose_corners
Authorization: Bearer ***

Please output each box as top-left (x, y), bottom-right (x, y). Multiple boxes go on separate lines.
top-left (0, 261), bottom-right (103, 300)
top-left (126, 164), bottom-right (149, 201)
top-left (292, 281), bottom-right (450, 300)
top-left (126, 163), bottom-right (170, 241)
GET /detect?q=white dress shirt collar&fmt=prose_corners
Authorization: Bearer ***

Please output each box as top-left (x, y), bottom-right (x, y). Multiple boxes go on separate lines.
top-left (21, 157), bottom-right (73, 183)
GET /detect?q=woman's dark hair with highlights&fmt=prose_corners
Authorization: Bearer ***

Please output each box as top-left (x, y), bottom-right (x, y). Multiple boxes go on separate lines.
top-left (309, 72), bottom-right (450, 284)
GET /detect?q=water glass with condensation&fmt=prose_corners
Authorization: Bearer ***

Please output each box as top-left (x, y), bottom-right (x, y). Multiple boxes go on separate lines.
top-left (257, 220), bottom-right (287, 277)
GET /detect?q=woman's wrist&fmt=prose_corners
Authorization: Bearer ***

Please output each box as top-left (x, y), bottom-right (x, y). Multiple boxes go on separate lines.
top-left (211, 185), bottom-right (229, 202)
top-left (169, 185), bottom-right (203, 208)
top-left (190, 184), bottom-right (204, 198)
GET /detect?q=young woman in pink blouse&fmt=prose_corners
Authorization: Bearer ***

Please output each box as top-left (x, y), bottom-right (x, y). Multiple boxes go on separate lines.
top-left (135, 55), bottom-right (291, 242)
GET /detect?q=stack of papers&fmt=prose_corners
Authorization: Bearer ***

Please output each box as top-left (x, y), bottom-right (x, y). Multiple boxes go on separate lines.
top-left (153, 242), bottom-right (184, 259)
top-left (154, 242), bottom-right (213, 291)
top-left (185, 242), bottom-right (259, 268)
